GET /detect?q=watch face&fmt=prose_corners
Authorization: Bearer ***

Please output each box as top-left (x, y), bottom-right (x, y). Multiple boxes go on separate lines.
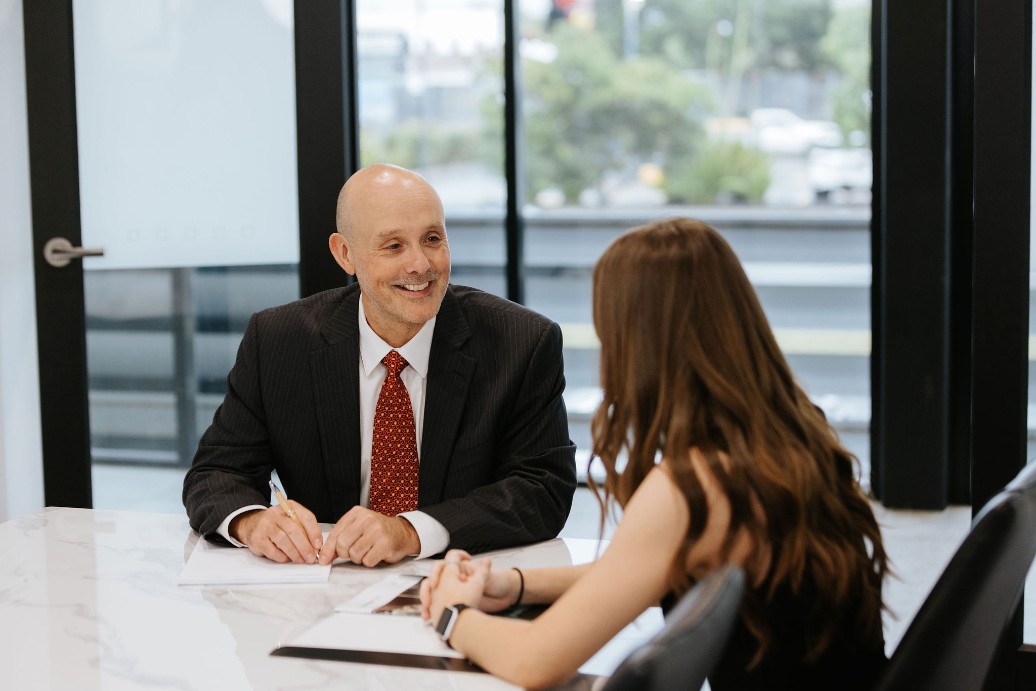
top-left (436, 604), bottom-right (468, 642)
top-left (435, 606), bottom-right (454, 638)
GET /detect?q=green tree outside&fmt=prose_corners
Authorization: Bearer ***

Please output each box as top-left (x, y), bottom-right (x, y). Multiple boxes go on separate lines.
top-left (821, 2), bottom-right (871, 144)
top-left (361, 0), bottom-right (859, 207)
top-left (594, 0), bottom-right (833, 73)
top-left (518, 24), bottom-right (714, 203)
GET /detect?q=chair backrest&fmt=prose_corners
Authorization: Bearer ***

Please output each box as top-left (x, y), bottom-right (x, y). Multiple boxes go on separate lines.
top-left (875, 459), bottom-right (1036, 691)
top-left (602, 563), bottom-right (745, 691)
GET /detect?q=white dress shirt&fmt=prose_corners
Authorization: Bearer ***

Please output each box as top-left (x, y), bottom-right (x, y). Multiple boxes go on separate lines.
top-left (217, 299), bottom-right (450, 559)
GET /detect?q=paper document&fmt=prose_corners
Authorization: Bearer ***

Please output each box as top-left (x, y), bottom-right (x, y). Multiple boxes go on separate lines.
top-left (179, 537), bottom-right (332, 586)
top-left (335, 574), bottom-right (424, 613)
top-left (279, 611), bottom-right (464, 659)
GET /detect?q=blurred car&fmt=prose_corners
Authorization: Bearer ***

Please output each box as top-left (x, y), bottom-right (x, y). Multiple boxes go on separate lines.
top-left (808, 147), bottom-right (872, 202)
top-left (750, 108), bottom-right (843, 155)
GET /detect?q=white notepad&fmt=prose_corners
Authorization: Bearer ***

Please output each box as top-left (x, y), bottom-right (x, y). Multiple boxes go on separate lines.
top-left (179, 537), bottom-right (332, 586)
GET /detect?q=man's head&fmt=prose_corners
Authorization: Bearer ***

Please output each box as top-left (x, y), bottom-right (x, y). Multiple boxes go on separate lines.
top-left (329, 164), bottom-right (451, 347)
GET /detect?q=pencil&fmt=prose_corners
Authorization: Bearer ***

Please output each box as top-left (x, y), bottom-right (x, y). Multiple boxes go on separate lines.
top-left (269, 479), bottom-right (306, 534)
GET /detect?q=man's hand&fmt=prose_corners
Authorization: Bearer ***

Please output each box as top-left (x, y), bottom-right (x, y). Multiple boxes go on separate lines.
top-left (318, 506), bottom-right (421, 567)
top-left (230, 503), bottom-right (323, 564)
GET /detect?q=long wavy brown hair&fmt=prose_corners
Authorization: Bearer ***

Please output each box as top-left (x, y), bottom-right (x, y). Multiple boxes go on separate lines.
top-left (589, 218), bottom-right (887, 666)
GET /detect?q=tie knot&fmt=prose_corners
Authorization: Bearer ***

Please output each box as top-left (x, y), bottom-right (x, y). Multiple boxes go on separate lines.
top-left (382, 350), bottom-right (408, 377)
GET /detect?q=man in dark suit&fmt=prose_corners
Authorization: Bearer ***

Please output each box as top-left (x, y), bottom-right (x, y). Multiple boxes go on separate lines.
top-left (183, 164), bottom-right (576, 567)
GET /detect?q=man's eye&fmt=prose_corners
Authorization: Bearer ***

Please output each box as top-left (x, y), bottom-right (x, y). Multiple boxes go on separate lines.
top-left (386, 243), bottom-right (402, 250)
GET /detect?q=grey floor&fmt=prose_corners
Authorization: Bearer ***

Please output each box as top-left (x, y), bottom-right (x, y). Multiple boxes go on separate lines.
top-left (93, 464), bottom-right (1036, 652)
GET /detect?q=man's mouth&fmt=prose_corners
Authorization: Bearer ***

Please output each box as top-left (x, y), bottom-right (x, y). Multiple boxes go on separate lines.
top-left (400, 282), bottom-right (430, 292)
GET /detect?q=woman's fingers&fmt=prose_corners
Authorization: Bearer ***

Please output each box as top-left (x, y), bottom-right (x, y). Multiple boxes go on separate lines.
top-left (425, 559), bottom-right (446, 589)
top-left (419, 577), bottom-right (433, 620)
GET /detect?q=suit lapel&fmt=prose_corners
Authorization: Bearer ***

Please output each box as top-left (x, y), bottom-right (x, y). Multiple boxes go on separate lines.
top-left (420, 288), bottom-right (475, 505)
top-left (311, 288), bottom-right (362, 510)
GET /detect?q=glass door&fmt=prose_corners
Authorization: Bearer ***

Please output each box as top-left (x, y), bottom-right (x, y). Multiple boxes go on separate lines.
top-left (26, 1), bottom-right (301, 513)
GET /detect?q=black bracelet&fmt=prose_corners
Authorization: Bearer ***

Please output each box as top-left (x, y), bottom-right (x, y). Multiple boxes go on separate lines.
top-left (512, 567), bottom-right (525, 607)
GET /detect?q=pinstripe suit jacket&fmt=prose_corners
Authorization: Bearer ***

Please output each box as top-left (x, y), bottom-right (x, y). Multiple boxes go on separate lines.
top-left (183, 284), bottom-right (577, 553)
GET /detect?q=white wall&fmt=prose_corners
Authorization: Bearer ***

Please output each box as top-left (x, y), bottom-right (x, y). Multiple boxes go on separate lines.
top-left (0, 0), bottom-right (45, 521)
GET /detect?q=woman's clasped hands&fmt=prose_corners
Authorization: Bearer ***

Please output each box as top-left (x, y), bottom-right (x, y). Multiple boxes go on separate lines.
top-left (419, 549), bottom-right (523, 624)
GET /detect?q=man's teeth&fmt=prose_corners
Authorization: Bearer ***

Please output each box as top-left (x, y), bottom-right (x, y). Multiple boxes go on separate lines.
top-left (402, 283), bottom-right (429, 291)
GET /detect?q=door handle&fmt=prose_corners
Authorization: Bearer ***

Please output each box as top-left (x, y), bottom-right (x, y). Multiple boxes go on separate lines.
top-left (43, 237), bottom-right (105, 268)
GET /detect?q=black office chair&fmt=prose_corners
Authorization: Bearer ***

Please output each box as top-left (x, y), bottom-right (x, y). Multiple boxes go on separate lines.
top-left (875, 459), bottom-right (1036, 691)
top-left (551, 563), bottom-right (744, 691)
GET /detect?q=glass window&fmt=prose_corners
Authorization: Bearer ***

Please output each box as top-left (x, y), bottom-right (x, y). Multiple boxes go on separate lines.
top-left (519, 0), bottom-right (872, 481)
top-left (356, 0), bottom-right (508, 294)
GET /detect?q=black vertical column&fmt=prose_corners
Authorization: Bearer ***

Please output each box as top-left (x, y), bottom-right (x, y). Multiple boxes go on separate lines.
top-left (970, 0), bottom-right (1031, 509)
top-left (23, 1), bottom-right (93, 508)
top-left (872, 0), bottom-right (953, 508)
top-left (295, 0), bottom-right (359, 298)
top-left (946, 0), bottom-right (976, 505)
top-left (503, 0), bottom-right (526, 304)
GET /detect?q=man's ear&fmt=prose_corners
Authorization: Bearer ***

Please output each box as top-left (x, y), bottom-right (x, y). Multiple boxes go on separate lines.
top-left (328, 232), bottom-right (356, 275)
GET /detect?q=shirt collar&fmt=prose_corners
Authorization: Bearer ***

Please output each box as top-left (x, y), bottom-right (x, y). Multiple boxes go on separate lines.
top-left (358, 297), bottom-right (435, 378)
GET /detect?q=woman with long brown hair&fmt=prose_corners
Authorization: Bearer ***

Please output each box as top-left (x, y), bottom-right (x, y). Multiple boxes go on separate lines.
top-left (420, 218), bottom-right (889, 689)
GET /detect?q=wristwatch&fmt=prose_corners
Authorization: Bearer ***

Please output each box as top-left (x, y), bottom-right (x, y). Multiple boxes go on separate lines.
top-left (435, 603), bottom-right (470, 646)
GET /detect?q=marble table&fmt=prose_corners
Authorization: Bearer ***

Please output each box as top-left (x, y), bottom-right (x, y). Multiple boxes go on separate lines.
top-left (0, 508), bottom-right (660, 690)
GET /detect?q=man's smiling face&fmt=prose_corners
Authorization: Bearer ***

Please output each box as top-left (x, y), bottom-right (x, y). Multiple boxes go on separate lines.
top-left (332, 166), bottom-right (451, 347)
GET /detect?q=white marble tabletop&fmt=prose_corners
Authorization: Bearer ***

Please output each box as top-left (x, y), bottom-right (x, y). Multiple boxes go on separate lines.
top-left (0, 508), bottom-right (659, 690)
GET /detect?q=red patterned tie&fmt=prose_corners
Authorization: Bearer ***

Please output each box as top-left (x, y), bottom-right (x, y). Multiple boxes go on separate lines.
top-left (369, 350), bottom-right (420, 515)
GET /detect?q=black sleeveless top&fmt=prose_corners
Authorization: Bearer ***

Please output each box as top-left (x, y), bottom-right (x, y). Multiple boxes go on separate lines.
top-left (663, 578), bottom-right (887, 690)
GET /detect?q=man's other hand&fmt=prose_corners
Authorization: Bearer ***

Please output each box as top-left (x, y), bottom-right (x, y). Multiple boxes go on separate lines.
top-left (318, 507), bottom-right (421, 567)
top-left (230, 503), bottom-right (323, 564)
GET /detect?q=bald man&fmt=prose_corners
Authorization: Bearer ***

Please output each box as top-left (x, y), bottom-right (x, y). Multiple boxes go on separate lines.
top-left (183, 164), bottom-right (577, 566)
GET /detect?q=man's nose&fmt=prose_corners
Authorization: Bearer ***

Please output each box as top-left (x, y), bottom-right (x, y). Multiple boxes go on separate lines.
top-left (402, 245), bottom-right (431, 273)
